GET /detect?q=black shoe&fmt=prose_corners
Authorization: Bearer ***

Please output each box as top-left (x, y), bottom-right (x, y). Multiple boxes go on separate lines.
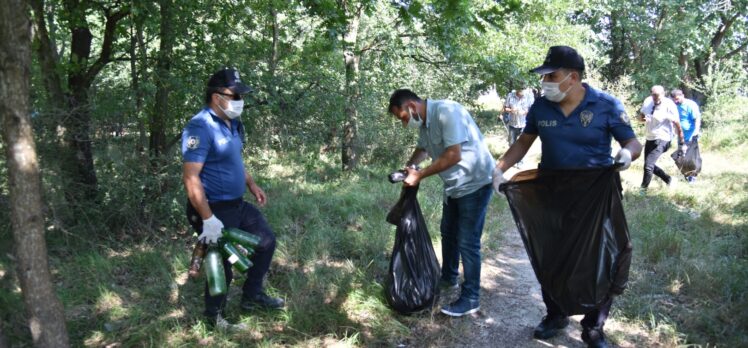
top-left (206, 313), bottom-right (248, 332)
top-left (582, 327), bottom-right (608, 348)
top-left (438, 279), bottom-right (459, 292)
top-left (241, 292), bottom-right (285, 311)
top-left (533, 315), bottom-right (569, 339)
top-left (440, 297), bottom-right (480, 317)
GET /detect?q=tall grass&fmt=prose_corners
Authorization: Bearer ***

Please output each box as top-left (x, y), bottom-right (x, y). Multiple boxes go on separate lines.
top-left (613, 96), bottom-right (748, 346)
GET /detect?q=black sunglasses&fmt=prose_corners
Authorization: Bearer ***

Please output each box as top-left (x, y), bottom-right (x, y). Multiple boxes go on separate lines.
top-left (216, 92), bottom-right (243, 101)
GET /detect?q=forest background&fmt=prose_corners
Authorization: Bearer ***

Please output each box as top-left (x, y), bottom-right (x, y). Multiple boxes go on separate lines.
top-left (0, 0), bottom-right (746, 346)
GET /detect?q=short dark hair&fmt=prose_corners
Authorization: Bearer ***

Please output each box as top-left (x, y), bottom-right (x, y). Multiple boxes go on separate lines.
top-left (671, 89), bottom-right (684, 97)
top-left (388, 89), bottom-right (422, 113)
top-left (560, 67), bottom-right (585, 79)
top-left (205, 86), bottom-right (221, 105)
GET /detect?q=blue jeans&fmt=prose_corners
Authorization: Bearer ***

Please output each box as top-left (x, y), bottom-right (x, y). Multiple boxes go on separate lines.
top-left (440, 184), bottom-right (493, 302)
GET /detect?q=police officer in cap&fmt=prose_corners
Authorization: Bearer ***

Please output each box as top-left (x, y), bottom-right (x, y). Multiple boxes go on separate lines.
top-left (491, 46), bottom-right (642, 348)
top-left (182, 68), bottom-right (285, 331)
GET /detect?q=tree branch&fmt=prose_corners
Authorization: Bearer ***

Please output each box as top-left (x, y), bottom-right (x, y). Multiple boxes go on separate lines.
top-left (720, 40), bottom-right (748, 60)
top-left (84, 7), bottom-right (130, 86)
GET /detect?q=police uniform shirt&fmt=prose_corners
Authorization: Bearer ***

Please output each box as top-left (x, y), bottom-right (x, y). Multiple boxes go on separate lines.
top-left (416, 99), bottom-right (496, 199)
top-left (182, 107), bottom-right (246, 202)
top-left (523, 83), bottom-right (635, 169)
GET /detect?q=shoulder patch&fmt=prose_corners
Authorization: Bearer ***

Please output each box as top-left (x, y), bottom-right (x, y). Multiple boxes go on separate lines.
top-left (186, 136), bottom-right (200, 150)
top-left (620, 112), bottom-right (630, 125)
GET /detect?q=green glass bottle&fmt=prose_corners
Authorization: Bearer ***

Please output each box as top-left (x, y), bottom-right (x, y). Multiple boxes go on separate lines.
top-left (233, 243), bottom-right (254, 258)
top-left (220, 241), bottom-right (253, 272)
top-left (188, 241), bottom-right (207, 280)
top-left (222, 227), bottom-right (260, 249)
top-left (205, 245), bottom-right (227, 296)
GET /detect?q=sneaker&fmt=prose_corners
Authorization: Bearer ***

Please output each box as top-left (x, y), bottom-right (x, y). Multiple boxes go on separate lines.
top-left (687, 176), bottom-right (696, 184)
top-left (207, 313), bottom-right (248, 332)
top-left (240, 292), bottom-right (285, 311)
top-left (533, 315), bottom-right (570, 339)
top-left (438, 279), bottom-right (459, 292)
top-left (440, 297), bottom-right (480, 317)
top-left (639, 187), bottom-right (648, 196)
top-left (582, 327), bottom-right (608, 348)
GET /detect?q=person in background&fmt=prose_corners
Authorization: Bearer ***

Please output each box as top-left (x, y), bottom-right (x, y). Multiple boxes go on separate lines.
top-left (671, 89), bottom-right (702, 183)
top-left (503, 87), bottom-right (535, 167)
top-left (388, 89), bottom-right (495, 317)
top-left (638, 85), bottom-right (686, 192)
top-left (182, 68), bottom-right (285, 331)
top-left (492, 46), bottom-right (642, 348)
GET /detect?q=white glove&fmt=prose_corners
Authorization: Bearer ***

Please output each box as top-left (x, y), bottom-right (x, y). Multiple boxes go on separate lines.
top-left (614, 148), bottom-right (632, 171)
top-left (199, 215), bottom-right (224, 244)
top-left (492, 167), bottom-right (507, 195)
top-left (680, 144), bottom-right (688, 153)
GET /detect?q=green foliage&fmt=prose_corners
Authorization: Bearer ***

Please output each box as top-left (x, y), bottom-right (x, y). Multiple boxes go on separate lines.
top-left (579, 0), bottom-right (748, 103)
top-left (3, 0), bottom-right (747, 345)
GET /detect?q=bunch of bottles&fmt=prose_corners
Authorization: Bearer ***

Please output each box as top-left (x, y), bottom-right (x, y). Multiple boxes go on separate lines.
top-left (187, 227), bottom-right (261, 296)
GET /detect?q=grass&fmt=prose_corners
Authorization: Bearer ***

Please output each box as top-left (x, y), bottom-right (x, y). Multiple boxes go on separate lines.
top-left (0, 98), bottom-right (746, 346)
top-left (611, 97), bottom-right (748, 347)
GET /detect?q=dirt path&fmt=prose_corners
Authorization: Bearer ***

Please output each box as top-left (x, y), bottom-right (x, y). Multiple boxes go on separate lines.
top-left (409, 135), bottom-right (658, 348)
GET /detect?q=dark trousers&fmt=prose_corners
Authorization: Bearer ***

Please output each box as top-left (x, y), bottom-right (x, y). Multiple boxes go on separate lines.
top-left (641, 139), bottom-right (671, 188)
top-left (508, 126), bottom-right (523, 146)
top-left (186, 199), bottom-right (276, 317)
top-left (685, 136), bottom-right (700, 179)
top-left (542, 289), bottom-right (613, 329)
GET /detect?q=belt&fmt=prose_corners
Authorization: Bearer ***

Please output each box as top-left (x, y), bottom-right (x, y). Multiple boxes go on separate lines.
top-left (208, 198), bottom-right (243, 210)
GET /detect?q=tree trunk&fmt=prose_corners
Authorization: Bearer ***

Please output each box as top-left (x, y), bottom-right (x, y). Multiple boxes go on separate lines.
top-left (678, 47), bottom-right (693, 97)
top-left (64, 25), bottom-right (99, 201)
top-left (149, 0), bottom-right (173, 160)
top-left (341, 5), bottom-right (362, 171)
top-left (28, 0), bottom-right (67, 129)
top-left (0, 324), bottom-right (9, 347)
top-left (31, 1), bottom-right (128, 204)
top-left (0, 1), bottom-right (70, 346)
top-left (130, 17), bottom-right (147, 153)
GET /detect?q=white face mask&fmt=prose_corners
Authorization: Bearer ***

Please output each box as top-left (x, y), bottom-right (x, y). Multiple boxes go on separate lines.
top-left (406, 107), bottom-right (423, 129)
top-left (541, 73), bottom-right (572, 102)
top-left (218, 95), bottom-right (244, 119)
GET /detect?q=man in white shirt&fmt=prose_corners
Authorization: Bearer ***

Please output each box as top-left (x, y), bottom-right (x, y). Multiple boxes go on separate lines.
top-left (503, 88), bottom-right (535, 167)
top-left (638, 85), bottom-right (686, 191)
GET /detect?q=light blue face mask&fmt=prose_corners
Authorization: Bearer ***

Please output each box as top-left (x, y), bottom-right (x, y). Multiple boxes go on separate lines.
top-left (541, 72), bottom-right (572, 102)
top-left (407, 107), bottom-right (422, 129)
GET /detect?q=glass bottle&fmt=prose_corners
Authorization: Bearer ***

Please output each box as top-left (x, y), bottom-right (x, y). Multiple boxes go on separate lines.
top-left (234, 243), bottom-right (254, 258)
top-left (205, 244), bottom-right (227, 296)
top-left (188, 241), bottom-right (207, 280)
top-left (222, 227), bottom-right (260, 249)
top-left (220, 241), bottom-right (253, 272)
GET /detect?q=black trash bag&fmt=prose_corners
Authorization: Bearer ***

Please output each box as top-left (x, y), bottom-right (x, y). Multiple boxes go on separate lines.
top-left (671, 140), bottom-right (702, 177)
top-left (384, 186), bottom-right (441, 314)
top-left (499, 167), bottom-right (632, 315)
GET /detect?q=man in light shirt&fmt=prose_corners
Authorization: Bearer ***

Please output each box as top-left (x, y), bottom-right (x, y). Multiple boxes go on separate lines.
top-left (388, 89), bottom-right (495, 317)
top-left (503, 87), bottom-right (535, 166)
top-left (671, 89), bottom-right (702, 183)
top-left (638, 85), bottom-right (686, 192)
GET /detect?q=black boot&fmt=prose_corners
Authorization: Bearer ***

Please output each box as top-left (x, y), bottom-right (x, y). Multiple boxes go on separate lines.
top-left (533, 315), bottom-right (570, 339)
top-left (582, 327), bottom-right (608, 348)
top-left (240, 291), bottom-right (285, 311)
